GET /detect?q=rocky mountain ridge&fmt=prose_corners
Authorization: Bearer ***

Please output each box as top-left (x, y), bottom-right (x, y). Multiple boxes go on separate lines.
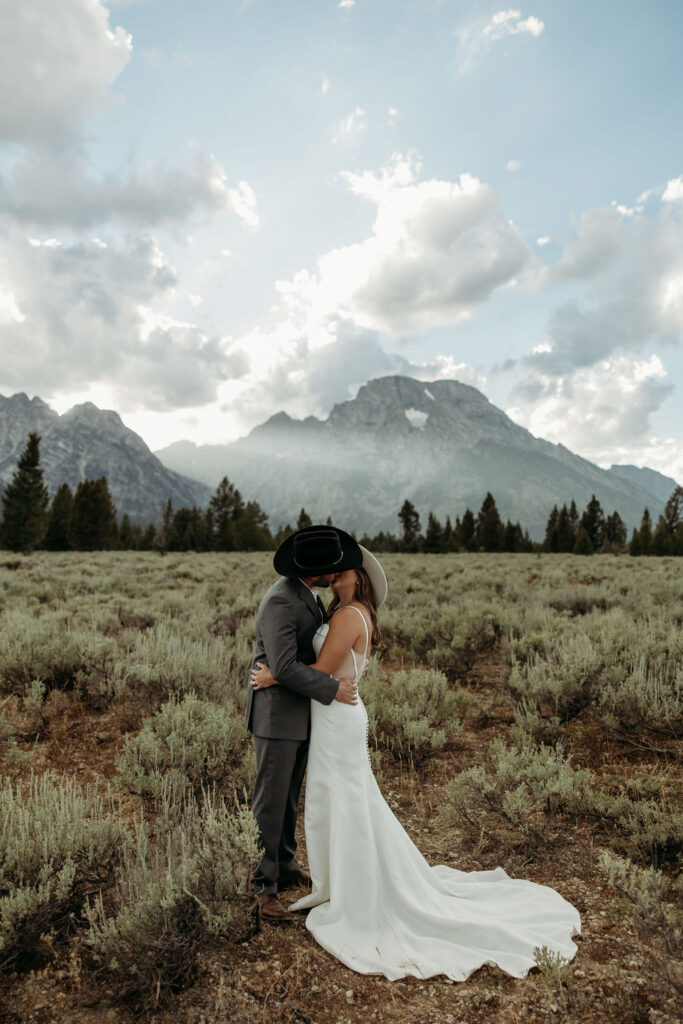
top-left (156, 376), bottom-right (677, 539)
top-left (0, 393), bottom-right (211, 523)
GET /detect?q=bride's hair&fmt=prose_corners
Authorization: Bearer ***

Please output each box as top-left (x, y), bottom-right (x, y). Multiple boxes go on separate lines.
top-left (327, 568), bottom-right (381, 647)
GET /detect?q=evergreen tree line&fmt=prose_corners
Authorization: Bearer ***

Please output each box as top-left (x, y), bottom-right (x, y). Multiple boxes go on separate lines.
top-left (542, 490), bottom-right (683, 556)
top-left (1, 433), bottom-right (681, 556)
top-left (358, 493), bottom-right (534, 554)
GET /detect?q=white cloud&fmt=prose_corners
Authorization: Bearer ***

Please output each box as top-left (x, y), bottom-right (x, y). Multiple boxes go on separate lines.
top-left (0, 151), bottom-right (259, 229)
top-left (321, 76), bottom-right (331, 94)
top-left (276, 152), bottom-right (532, 334)
top-left (527, 202), bottom-right (683, 375)
top-left (537, 236), bottom-right (550, 246)
top-left (505, 159), bottom-right (521, 172)
top-left (0, 231), bottom-right (248, 410)
top-left (662, 175), bottom-right (683, 202)
top-left (332, 106), bottom-right (366, 143)
top-left (0, 0), bottom-right (132, 144)
top-left (456, 9), bottom-right (545, 74)
top-left (387, 107), bottom-right (400, 126)
top-left (224, 316), bottom-right (485, 433)
top-left (338, 0), bottom-right (356, 8)
top-left (508, 355), bottom-right (681, 477)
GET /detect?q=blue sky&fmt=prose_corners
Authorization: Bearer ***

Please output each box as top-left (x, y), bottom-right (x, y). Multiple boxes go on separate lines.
top-left (1, 0), bottom-right (682, 478)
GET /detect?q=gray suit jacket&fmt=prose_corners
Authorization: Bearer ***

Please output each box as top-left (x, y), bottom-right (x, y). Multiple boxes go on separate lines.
top-left (245, 577), bottom-right (339, 741)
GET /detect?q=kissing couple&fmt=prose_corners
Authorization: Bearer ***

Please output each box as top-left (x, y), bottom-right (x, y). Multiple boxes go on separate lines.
top-left (245, 524), bottom-right (580, 981)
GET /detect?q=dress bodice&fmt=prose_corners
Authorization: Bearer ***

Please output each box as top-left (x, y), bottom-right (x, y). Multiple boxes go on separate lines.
top-left (313, 607), bottom-right (369, 684)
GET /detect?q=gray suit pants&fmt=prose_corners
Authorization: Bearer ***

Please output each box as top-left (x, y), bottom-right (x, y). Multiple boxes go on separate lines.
top-left (251, 735), bottom-right (308, 894)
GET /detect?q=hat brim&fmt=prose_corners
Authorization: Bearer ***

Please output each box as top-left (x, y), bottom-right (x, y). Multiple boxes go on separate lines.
top-left (274, 525), bottom-right (363, 577)
top-left (359, 545), bottom-right (388, 608)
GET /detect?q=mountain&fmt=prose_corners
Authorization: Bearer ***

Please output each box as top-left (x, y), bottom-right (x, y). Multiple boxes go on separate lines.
top-left (607, 465), bottom-right (680, 507)
top-left (156, 376), bottom-right (678, 539)
top-left (0, 394), bottom-right (212, 523)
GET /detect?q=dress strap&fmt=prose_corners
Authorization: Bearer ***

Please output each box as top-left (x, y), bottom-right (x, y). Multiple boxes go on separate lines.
top-left (347, 605), bottom-right (370, 661)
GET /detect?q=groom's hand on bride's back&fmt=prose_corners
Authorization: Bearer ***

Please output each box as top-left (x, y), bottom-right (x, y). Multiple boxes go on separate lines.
top-left (334, 677), bottom-right (358, 705)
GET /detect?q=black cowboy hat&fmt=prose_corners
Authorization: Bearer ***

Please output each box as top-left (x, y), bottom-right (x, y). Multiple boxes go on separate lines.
top-left (273, 524), bottom-right (362, 577)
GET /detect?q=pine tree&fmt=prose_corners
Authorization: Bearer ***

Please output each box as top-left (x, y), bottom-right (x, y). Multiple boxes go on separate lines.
top-left (44, 483), bottom-right (74, 551)
top-left (604, 510), bottom-right (627, 548)
top-left (168, 507), bottom-right (208, 551)
top-left (398, 500), bottom-right (421, 550)
top-left (423, 512), bottom-right (445, 553)
top-left (556, 504), bottom-right (575, 553)
top-left (544, 505), bottom-right (559, 552)
top-left (457, 508), bottom-right (476, 550)
top-left (477, 492), bottom-right (504, 552)
top-left (0, 433), bottom-right (50, 552)
top-left (70, 478), bottom-right (119, 550)
top-left (573, 527), bottom-right (594, 555)
top-left (580, 495), bottom-right (605, 551)
top-left (629, 528), bottom-right (642, 557)
top-left (296, 507), bottom-right (313, 531)
top-left (233, 501), bottom-right (273, 550)
top-left (639, 508), bottom-right (653, 555)
top-left (209, 477), bottom-right (245, 550)
top-left (661, 486), bottom-right (682, 538)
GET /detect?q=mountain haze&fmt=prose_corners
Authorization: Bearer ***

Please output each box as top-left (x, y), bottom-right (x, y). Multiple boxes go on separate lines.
top-left (0, 393), bottom-right (211, 523)
top-left (156, 376), bottom-right (675, 539)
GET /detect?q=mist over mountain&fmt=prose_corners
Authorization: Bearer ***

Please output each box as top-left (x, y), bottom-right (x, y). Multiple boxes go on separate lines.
top-left (156, 376), bottom-right (676, 539)
top-left (0, 393), bottom-right (211, 523)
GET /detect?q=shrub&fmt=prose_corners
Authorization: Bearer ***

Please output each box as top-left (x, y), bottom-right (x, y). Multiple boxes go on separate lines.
top-left (439, 739), bottom-right (591, 843)
top-left (364, 665), bottom-right (465, 766)
top-left (599, 851), bottom-right (681, 987)
top-left (85, 792), bottom-right (260, 1013)
top-left (117, 692), bottom-right (256, 803)
top-left (0, 773), bottom-right (124, 971)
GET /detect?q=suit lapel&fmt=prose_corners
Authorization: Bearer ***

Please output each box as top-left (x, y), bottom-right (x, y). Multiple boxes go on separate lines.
top-left (292, 578), bottom-right (324, 624)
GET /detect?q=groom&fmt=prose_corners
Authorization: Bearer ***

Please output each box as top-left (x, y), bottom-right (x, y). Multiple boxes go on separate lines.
top-left (246, 524), bottom-right (362, 920)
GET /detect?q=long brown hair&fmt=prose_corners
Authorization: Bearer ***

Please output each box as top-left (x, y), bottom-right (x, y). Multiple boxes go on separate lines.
top-left (327, 567), bottom-right (381, 647)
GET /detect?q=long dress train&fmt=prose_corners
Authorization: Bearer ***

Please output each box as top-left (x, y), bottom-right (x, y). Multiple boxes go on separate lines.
top-left (290, 610), bottom-right (580, 981)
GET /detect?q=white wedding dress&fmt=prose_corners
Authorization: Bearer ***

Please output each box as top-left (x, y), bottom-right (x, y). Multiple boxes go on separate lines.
top-left (290, 608), bottom-right (580, 981)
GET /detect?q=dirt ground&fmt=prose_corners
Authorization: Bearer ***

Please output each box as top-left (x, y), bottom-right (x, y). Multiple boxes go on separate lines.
top-left (1, 651), bottom-right (680, 1024)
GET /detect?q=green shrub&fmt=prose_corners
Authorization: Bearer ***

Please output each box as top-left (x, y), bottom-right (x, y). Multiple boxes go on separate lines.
top-left (599, 851), bottom-right (681, 978)
top-left (0, 773), bottom-right (124, 971)
top-left (365, 664), bottom-right (465, 766)
top-left (85, 792), bottom-right (260, 1013)
top-left (117, 692), bottom-right (255, 802)
top-left (439, 739), bottom-right (592, 843)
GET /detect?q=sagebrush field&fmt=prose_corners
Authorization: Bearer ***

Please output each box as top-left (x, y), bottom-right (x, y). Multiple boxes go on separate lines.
top-left (0, 552), bottom-right (680, 1024)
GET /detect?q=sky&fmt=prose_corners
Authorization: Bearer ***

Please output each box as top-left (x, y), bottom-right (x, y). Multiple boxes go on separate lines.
top-left (0, 0), bottom-right (682, 479)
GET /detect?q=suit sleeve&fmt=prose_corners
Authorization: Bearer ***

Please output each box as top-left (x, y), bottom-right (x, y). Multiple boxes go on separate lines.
top-left (259, 593), bottom-right (339, 705)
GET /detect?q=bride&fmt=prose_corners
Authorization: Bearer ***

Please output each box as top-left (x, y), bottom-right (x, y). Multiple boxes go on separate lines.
top-left (250, 546), bottom-right (580, 982)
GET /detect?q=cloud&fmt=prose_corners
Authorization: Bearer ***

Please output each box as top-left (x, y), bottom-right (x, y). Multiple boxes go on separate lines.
top-left (505, 159), bottom-right (521, 172)
top-left (0, 0), bottom-right (132, 145)
top-left (507, 355), bottom-right (681, 479)
top-left (456, 9), bottom-right (544, 74)
top-left (526, 202), bottom-right (683, 375)
top-left (0, 151), bottom-right (259, 229)
top-left (228, 317), bottom-right (484, 428)
top-left (332, 106), bottom-right (366, 143)
top-left (662, 175), bottom-right (683, 202)
top-left (276, 153), bottom-right (532, 334)
top-left (0, 230), bottom-right (248, 410)
top-left (536, 236), bottom-right (550, 246)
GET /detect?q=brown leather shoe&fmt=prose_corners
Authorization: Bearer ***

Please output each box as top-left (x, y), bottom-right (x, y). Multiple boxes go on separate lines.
top-left (258, 893), bottom-right (292, 921)
top-left (278, 868), bottom-right (311, 891)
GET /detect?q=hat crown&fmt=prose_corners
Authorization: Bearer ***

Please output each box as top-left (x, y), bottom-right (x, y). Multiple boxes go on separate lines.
top-left (293, 528), bottom-right (343, 572)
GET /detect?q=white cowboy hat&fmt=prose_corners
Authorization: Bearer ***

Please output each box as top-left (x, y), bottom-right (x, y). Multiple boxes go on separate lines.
top-left (359, 545), bottom-right (388, 608)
